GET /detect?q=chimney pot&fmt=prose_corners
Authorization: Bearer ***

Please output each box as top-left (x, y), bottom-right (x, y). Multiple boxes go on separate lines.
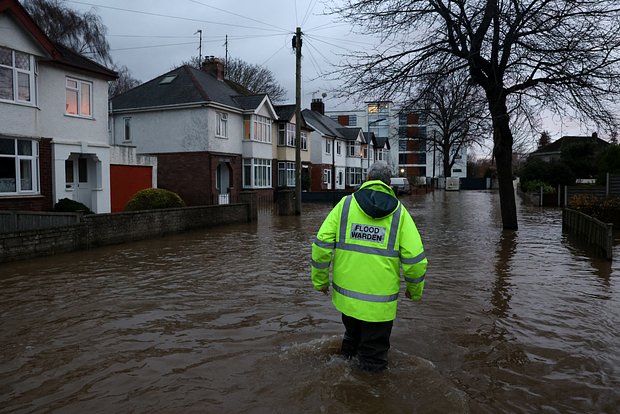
top-left (201, 57), bottom-right (225, 81)
top-left (311, 98), bottom-right (325, 115)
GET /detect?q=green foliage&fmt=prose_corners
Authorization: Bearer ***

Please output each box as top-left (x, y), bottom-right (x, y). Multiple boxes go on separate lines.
top-left (561, 141), bottom-right (605, 179)
top-left (568, 194), bottom-right (620, 226)
top-left (596, 145), bottom-right (620, 184)
top-left (518, 157), bottom-right (575, 191)
top-left (522, 179), bottom-right (555, 193)
top-left (124, 188), bottom-right (186, 211)
top-left (53, 198), bottom-right (93, 214)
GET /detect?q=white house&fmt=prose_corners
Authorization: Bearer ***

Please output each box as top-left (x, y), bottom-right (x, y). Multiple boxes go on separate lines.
top-left (0, 0), bottom-right (117, 213)
top-left (110, 58), bottom-right (280, 205)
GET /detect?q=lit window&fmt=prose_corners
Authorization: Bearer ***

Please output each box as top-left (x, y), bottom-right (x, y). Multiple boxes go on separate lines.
top-left (0, 138), bottom-right (39, 194)
top-left (216, 112), bottom-right (228, 138)
top-left (66, 77), bottom-right (92, 117)
top-left (0, 46), bottom-right (35, 105)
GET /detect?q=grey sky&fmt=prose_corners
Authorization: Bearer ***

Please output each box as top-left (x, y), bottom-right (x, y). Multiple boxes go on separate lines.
top-left (65, 0), bottom-right (591, 147)
top-left (67, 0), bottom-right (359, 108)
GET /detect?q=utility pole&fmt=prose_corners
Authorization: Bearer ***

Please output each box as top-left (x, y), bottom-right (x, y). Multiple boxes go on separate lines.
top-left (293, 27), bottom-right (302, 215)
top-left (224, 35), bottom-right (228, 77)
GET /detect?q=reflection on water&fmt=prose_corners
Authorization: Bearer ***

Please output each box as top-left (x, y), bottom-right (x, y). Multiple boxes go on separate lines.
top-left (0, 191), bottom-right (619, 413)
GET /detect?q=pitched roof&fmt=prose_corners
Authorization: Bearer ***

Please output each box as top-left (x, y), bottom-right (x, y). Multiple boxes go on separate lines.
top-left (338, 127), bottom-right (362, 142)
top-left (112, 65), bottom-right (268, 111)
top-left (1, 0), bottom-right (116, 79)
top-left (374, 135), bottom-right (390, 149)
top-left (532, 134), bottom-right (610, 154)
top-left (302, 109), bottom-right (345, 138)
top-left (274, 104), bottom-right (296, 121)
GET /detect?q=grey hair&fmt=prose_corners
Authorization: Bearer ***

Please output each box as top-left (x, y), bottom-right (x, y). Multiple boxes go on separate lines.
top-left (367, 161), bottom-right (392, 185)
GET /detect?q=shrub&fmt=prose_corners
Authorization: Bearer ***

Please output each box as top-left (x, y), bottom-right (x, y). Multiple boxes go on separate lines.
top-left (53, 198), bottom-right (93, 214)
top-left (522, 179), bottom-right (555, 193)
top-left (568, 194), bottom-right (620, 226)
top-left (518, 157), bottom-right (576, 191)
top-left (124, 188), bottom-right (186, 211)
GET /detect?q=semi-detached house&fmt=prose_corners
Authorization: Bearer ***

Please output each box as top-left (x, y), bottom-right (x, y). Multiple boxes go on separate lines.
top-left (111, 58), bottom-right (282, 206)
top-left (0, 0), bottom-right (117, 213)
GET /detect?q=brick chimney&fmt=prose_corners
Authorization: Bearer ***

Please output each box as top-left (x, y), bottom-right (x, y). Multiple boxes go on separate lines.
top-left (311, 98), bottom-right (325, 115)
top-left (201, 56), bottom-right (224, 81)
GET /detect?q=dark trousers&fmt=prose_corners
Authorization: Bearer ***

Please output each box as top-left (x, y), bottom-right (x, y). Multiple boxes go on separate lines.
top-left (340, 313), bottom-right (393, 372)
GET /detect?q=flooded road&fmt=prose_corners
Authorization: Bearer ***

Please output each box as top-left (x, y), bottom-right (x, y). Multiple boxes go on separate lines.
top-left (1, 190), bottom-right (619, 413)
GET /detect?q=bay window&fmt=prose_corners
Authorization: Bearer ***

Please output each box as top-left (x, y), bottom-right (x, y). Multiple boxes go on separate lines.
top-left (278, 161), bottom-right (295, 187)
top-left (0, 138), bottom-right (38, 194)
top-left (243, 158), bottom-right (272, 188)
top-left (253, 115), bottom-right (272, 143)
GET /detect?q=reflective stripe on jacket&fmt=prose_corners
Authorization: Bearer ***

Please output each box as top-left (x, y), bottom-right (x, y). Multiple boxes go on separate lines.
top-left (311, 180), bottom-right (427, 322)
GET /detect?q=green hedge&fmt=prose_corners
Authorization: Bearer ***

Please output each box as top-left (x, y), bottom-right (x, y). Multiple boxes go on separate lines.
top-left (124, 188), bottom-right (186, 211)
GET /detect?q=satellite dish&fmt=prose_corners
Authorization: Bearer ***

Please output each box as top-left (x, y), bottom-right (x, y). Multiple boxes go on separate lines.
top-left (322, 92), bottom-right (327, 98)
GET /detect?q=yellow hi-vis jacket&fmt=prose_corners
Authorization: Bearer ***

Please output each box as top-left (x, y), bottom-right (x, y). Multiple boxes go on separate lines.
top-left (311, 180), bottom-right (427, 322)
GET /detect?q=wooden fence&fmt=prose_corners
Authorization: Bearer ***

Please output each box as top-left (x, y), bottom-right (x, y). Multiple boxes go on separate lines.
top-left (562, 208), bottom-right (613, 260)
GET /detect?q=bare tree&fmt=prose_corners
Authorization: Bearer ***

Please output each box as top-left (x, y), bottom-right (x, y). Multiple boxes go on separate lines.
top-left (109, 65), bottom-right (141, 98)
top-left (177, 56), bottom-right (287, 102)
top-left (23, 0), bottom-right (112, 65)
top-left (413, 71), bottom-right (489, 177)
top-left (333, 0), bottom-right (620, 229)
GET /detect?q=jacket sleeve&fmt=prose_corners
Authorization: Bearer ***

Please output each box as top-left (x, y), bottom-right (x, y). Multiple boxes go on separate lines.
top-left (311, 201), bottom-right (341, 291)
top-left (399, 210), bottom-right (428, 301)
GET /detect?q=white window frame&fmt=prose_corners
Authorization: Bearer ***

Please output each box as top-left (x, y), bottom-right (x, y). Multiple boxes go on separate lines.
top-left (243, 158), bottom-right (272, 189)
top-left (252, 115), bottom-right (272, 143)
top-left (65, 77), bottom-right (92, 118)
top-left (325, 139), bottom-right (332, 155)
top-left (123, 117), bottom-right (131, 141)
top-left (336, 141), bottom-right (342, 156)
top-left (0, 138), bottom-right (39, 195)
top-left (216, 112), bottom-right (228, 138)
top-left (0, 46), bottom-right (36, 105)
top-left (278, 161), bottom-right (295, 187)
top-left (323, 168), bottom-right (332, 187)
top-left (301, 131), bottom-right (307, 150)
top-left (346, 167), bottom-right (362, 186)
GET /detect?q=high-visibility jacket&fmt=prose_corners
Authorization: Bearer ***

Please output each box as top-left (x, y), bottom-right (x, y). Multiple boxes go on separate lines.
top-left (311, 180), bottom-right (427, 322)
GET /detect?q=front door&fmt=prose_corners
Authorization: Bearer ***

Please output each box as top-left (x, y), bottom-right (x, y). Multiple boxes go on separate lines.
top-left (216, 162), bottom-right (230, 204)
top-left (65, 156), bottom-right (92, 210)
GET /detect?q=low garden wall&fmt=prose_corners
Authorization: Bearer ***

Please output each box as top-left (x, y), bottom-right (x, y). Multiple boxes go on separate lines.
top-left (0, 202), bottom-right (254, 264)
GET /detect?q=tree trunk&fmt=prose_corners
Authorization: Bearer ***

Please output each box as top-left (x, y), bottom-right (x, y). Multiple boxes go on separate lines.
top-left (488, 92), bottom-right (518, 230)
top-left (442, 142), bottom-right (452, 177)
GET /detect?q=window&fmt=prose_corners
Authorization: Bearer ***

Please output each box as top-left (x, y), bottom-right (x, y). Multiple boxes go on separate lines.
top-left (301, 131), bottom-right (307, 150)
top-left (362, 146), bottom-right (368, 159)
top-left (279, 123), bottom-right (295, 146)
top-left (253, 115), bottom-right (272, 143)
top-left (216, 112), bottom-right (228, 138)
top-left (123, 118), bottom-right (131, 141)
top-left (453, 168), bottom-right (462, 173)
top-left (349, 115), bottom-right (357, 126)
top-left (278, 161), bottom-right (295, 187)
top-left (325, 139), bottom-right (332, 154)
top-left (0, 46), bottom-right (35, 104)
top-left (66, 77), bottom-right (92, 117)
top-left (323, 169), bottom-right (332, 187)
top-left (0, 138), bottom-right (38, 194)
top-left (243, 158), bottom-right (271, 188)
top-left (346, 167), bottom-right (362, 186)
top-left (336, 141), bottom-right (342, 155)
top-left (347, 142), bottom-right (358, 157)
top-left (376, 148), bottom-right (385, 161)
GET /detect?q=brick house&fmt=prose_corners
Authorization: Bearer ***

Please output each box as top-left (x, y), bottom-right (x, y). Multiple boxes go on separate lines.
top-left (110, 58), bottom-right (280, 205)
top-left (0, 0), bottom-right (117, 213)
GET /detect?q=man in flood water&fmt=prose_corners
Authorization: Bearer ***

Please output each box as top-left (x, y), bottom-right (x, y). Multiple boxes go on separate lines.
top-left (311, 161), bottom-right (428, 372)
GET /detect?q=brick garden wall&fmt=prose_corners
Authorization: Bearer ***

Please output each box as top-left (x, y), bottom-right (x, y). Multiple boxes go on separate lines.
top-left (0, 202), bottom-right (254, 264)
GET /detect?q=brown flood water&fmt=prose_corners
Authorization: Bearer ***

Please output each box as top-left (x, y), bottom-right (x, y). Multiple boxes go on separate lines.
top-left (1, 190), bottom-right (619, 413)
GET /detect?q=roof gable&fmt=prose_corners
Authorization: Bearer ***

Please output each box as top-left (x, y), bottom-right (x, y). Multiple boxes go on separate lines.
top-left (302, 109), bottom-right (345, 139)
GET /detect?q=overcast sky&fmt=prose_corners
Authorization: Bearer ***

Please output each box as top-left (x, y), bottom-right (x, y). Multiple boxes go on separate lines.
top-left (64, 0), bottom-right (593, 149)
top-left (66, 0), bottom-right (360, 108)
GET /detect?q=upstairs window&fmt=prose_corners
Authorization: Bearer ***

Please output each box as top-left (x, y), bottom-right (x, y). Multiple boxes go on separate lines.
top-left (66, 77), bottom-right (92, 117)
top-left (325, 139), bottom-right (332, 155)
top-left (216, 112), bottom-right (228, 138)
top-left (0, 46), bottom-right (35, 105)
top-left (123, 118), bottom-right (131, 141)
top-left (252, 115), bottom-right (272, 143)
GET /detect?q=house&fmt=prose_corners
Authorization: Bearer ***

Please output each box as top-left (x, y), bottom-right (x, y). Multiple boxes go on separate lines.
top-left (530, 133), bottom-right (610, 163)
top-left (110, 58), bottom-right (279, 206)
top-left (0, 0), bottom-right (117, 213)
top-left (303, 99), bottom-right (368, 191)
top-left (273, 104), bottom-right (313, 190)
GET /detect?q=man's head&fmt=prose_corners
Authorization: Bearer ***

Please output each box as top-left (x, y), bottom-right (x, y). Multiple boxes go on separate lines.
top-left (367, 161), bottom-right (392, 185)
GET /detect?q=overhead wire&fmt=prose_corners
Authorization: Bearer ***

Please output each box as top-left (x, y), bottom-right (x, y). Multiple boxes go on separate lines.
top-left (186, 0), bottom-right (288, 32)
